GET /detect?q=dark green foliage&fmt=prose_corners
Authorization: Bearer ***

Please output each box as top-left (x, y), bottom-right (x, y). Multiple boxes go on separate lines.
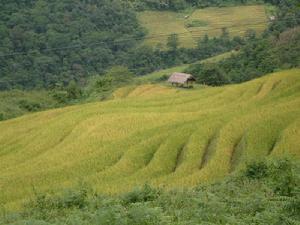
top-left (66, 81), bottom-right (82, 100)
top-left (1, 159), bottom-right (299, 225)
top-left (166, 34), bottom-right (179, 52)
top-left (244, 161), bottom-right (269, 179)
top-left (0, 90), bottom-right (61, 120)
top-left (0, 113), bottom-right (4, 121)
top-left (122, 184), bottom-right (160, 204)
top-left (84, 66), bottom-right (135, 101)
top-left (50, 80), bottom-right (83, 104)
top-left (90, 76), bottom-right (114, 93)
top-left (18, 99), bottom-right (42, 112)
top-left (128, 33), bottom-right (241, 75)
top-left (23, 187), bottom-right (88, 221)
top-left (0, 0), bottom-right (144, 90)
top-left (155, 74), bottom-right (169, 82)
top-left (266, 0), bottom-right (300, 34)
top-left (127, 204), bottom-right (167, 225)
top-left (244, 159), bottom-right (298, 196)
top-left (105, 66), bottom-right (135, 85)
top-left (51, 90), bottom-right (69, 104)
top-left (267, 159), bottom-right (296, 196)
top-left (185, 63), bottom-right (230, 86)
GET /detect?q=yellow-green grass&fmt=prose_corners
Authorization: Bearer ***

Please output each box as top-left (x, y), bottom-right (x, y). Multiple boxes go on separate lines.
top-left (138, 5), bottom-right (268, 48)
top-left (136, 50), bottom-right (237, 83)
top-left (1, 69), bottom-right (300, 209)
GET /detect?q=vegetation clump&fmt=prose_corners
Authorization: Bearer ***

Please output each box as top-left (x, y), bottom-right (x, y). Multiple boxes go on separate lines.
top-left (1, 159), bottom-right (299, 225)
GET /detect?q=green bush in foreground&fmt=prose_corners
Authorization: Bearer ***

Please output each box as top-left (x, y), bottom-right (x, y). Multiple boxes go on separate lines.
top-left (1, 159), bottom-right (299, 225)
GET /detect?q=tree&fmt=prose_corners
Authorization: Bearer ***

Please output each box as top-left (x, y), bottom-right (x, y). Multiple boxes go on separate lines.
top-left (0, 0), bottom-right (144, 90)
top-left (105, 66), bottom-right (135, 85)
top-left (66, 80), bottom-right (82, 100)
top-left (166, 33), bottom-right (179, 52)
top-left (185, 63), bottom-right (230, 86)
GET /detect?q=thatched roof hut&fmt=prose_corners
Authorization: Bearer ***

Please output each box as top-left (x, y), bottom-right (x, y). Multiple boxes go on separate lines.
top-left (167, 72), bottom-right (196, 86)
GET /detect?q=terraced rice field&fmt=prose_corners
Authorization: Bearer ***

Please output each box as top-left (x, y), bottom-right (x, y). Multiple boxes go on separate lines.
top-left (138, 5), bottom-right (268, 47)
top-left (1, 69), bottom-right (300, 209)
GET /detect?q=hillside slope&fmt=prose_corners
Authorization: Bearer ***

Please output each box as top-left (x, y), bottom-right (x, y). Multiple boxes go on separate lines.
top-left (0, 69), bottom-right (300, 208)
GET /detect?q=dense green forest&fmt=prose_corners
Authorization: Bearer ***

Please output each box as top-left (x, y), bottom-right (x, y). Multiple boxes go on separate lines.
top-left (0, 0), bottom-right (144, 89)
top-left (1, 159), bottom-right (299, 225)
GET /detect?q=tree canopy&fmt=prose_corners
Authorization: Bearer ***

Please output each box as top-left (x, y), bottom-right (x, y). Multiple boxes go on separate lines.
top-left (0, 0), bottom-right (144, 89)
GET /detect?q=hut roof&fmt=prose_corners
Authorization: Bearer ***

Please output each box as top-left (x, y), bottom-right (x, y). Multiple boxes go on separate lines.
top-left (168, 72), bottom-right (196, 84)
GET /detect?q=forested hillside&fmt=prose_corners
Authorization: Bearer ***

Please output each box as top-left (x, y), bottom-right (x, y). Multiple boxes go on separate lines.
top-left (1, 0), bottom-right (298, 91)
top-left (0, 0), bottom-right (248, 90)
top-left (0, 0), bottom-right (144, 89)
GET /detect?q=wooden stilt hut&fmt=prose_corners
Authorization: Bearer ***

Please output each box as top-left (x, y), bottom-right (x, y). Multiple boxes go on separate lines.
top-left (167, 72), bottom-right (196, 88)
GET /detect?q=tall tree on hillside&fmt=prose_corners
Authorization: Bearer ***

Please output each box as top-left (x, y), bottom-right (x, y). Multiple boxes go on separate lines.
top-left (167, 33), bottom-right (179, 52)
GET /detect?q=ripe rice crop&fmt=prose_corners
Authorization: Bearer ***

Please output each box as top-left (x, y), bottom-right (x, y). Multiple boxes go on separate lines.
top-left (0, 69), bottom-right (299, 209)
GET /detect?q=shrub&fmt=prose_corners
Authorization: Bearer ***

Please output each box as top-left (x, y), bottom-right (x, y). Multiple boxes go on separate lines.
top-left (51, 90), bottom-right (69, 104)
top-left (92, 206), bottom-right (127, 225)
top-left (244, 161), bottom-right (268, 179)
top-left (18, 100), bottom-right (42, 112)
top-left (66, 81), bottom-right (82, 100)
top-left (267, 159), bottom-right (297, 196)
top-left (154, 74), bottom-right (169, 82)
top-left (24, 187), bottom-right (89, 220)
top-left (122, 184), bottom-right (160, 204)
top-left (0, 113), bottom-right (4, 121)
top-left (243, 159), bottom-right (298, 196)
top-left (127, 204), bottom-right (167, 225)
top-left (185, 63), bottom-right (230, 86)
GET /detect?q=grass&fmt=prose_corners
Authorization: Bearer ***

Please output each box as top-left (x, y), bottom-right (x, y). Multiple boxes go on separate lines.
top-left (0, 69), bottom-right (300, 209)
top-left (138, 5), bottom-right (268, 48)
